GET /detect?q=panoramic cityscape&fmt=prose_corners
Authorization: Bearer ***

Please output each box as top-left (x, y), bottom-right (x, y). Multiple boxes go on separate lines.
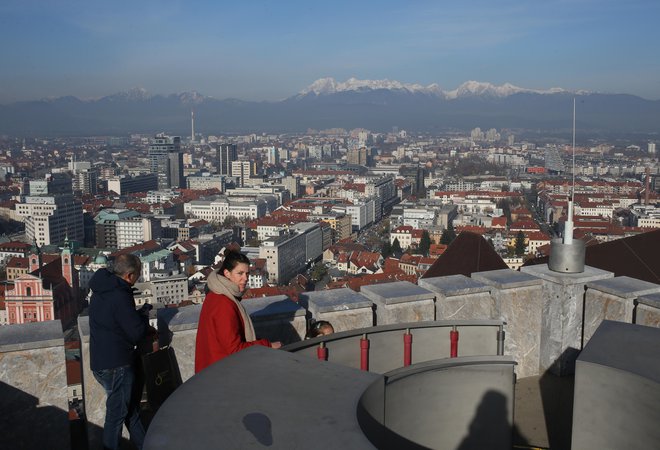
top-left (1, 1), bottom-right (659, 450)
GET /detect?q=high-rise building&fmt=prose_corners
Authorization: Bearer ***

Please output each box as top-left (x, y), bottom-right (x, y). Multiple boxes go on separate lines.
top-left (17, 195), bottom-right (84, 246)
top-left (149, 134), bottom-right (182, 189)
top-left (217, 143), bottom-right (238, 175)
top-left (28, 172), bottom-right (73, 196)
top-left (347, 147), bottom-right (368, 166)
top-left (107, 173), bottom-right (159, 195)
top-left (94, 209), bottom-right (141, 248)
top-left (168, 149), bottom-right (185, 188)
top-left (231, 160), bottom-right (255, 187)
top-left (16, 174), bottom-right (84, 246)
top-left (74, 168), bottom-right (99, 195)
top-left (649, 142), bottom-right (656, 155)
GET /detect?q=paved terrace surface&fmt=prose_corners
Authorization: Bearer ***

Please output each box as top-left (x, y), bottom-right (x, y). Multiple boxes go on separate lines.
top-left (513, 374), bottom-right (574, 450)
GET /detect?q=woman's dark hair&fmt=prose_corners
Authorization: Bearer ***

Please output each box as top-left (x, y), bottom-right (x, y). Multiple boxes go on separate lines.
top-left (305, 320), bottom-right (333, 339)
top-left (219, 250), bottom-right (250, 275)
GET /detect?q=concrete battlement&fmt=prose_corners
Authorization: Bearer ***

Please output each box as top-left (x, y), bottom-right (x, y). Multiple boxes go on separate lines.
top-left (2, 266), bottom-right (660, 449)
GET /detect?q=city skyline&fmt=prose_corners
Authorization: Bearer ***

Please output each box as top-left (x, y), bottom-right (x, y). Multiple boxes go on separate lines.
top-left (2, 0), bottom-right (660, 104)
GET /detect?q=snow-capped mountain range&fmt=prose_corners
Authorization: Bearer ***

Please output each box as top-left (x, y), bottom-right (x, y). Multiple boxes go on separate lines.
top-left (0, 77), bottom-right (657, 135)
top-left (298, 77), bottom-right (573, 99)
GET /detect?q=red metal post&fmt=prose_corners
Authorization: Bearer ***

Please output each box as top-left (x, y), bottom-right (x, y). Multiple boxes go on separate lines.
top-left (403, 329), bottom-right (412, 366)
top-left (360, 334), bottom-right (370, 371)
top-left (450, 326), bottom-right (459, 358)
top-left (317, 342), bottom-right (328, 361)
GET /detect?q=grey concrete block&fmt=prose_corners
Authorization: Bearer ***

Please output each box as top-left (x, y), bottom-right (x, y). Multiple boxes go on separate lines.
top-left (361, 281), bottom-right (435, 325)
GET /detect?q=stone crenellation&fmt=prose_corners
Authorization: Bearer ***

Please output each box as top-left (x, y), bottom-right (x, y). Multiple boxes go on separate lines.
top-left (2, 267), bottom-right (660, 449)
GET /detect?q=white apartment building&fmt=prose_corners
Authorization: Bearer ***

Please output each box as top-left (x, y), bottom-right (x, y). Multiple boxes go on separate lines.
top-left (116, 217), bottom-right (158, 249)
top-left (291, 223), bottom-right (323, 263)
top-left (390, 226), bottom-right (414, 250)
top-left (402, 208), bottom-right (437, 228)
top-left (231, 160), bottom-right (255, 187)
top-left (187, 174), bottom-right (226, 191)
top-left (146, 190), bottom-right (180, 204)
top-left (259, 231), bottom-right (307, 285)
top-left (256, 225), bottom-right (286, 242)
top-left (575, 203), bottom-right (615, 219)
top-left (342, 199), bottom-right (376, 232)
top-left (134, 274), bottom-right (188, 306)
top-left (184, 196), bottom-right (270, 223)
top-left (16, 194), bottom-right (84, 246)
top-left (140, 249), bottom-right (180, 282)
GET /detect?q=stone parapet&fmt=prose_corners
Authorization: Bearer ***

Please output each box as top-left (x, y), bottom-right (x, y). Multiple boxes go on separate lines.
top-left (472, 269), bottom-right (543, 377)
top-left (158, 305), bottom-right (201, 383)
top-left (419, 274), bottom-right (492, 320)
top-left (0, 320), bottom-right (70, 450)
top-left (360, 281), bottom-right (435, 325)
top-left (243, 295), bottom-right (307, 343)
top-left (301, 288), bottom-right (374, 332)
top-left (78, 315), bottom-right (111, 448)
top-left (584, 276), bottom-right (660, 344)
top-left (521, 264), bottom-right (613, 376)
top-left (635, 293), bottom-right (660, 328)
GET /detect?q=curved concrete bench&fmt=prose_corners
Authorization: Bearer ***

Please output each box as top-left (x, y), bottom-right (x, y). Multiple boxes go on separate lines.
top-left (144, 346), bottom-right (515, 449)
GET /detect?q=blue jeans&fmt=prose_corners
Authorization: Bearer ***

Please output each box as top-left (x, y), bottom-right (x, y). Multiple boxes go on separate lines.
top-left (93, 365), bottom-right (145, 450)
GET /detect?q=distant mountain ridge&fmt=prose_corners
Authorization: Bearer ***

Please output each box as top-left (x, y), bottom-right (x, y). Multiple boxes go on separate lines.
top-left (296, 78), bottom-right (573, 99)
top-left (1, 78), bottom-right (659, 136)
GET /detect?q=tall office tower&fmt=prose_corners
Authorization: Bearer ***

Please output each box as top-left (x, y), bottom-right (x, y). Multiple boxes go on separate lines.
top-left (266, 146), bottom-right (279, 165)
top-left (649, 142), bottom-right (656, 155)
top-left (74, 168), bottom-right (99, 195)
top-left (149, 134), bottom-right (182, 189)
top-left (16, 173), bottom-right (84, 245)
top-left (17, 190), bottom-right (84, 246)
top-left (28, 172), bottom-right (73, 196)
top-left (231, 160), bottom-right (255, 187)
top-left (347, 147), bottom-right (367, 166)
top-left (217, 143), bottom-right (238, 175)
top-left (168, 149), bottom-right (185, 188)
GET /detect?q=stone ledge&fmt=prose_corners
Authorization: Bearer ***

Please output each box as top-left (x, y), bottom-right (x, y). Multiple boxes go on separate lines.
top-left (521, 264), bottom-right (614, 285)
top-left (419, 274), bottom-right (490, 297)
top-left (0, 320), bottom-right (64, 352)
top-left (472, 268), bottom-right (543, 289)
top-left (301, 288), bottom-right (373, 314)
top-left (243, 294), bottom-right (306, 319)
top-left (636, 293), bottom-right (660, 308)
top-left (586, 276), bottom-right (660, 299)
top-left (361, 281), bottom-right (434, 305)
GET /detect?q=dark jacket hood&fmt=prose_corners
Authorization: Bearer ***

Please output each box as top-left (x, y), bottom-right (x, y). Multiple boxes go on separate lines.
top-left (89, 268), bottom-right (128, 294)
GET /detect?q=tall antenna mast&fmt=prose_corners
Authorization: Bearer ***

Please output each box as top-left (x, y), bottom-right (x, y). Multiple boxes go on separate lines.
top-left (564, 98), bottom-right (576, 245)
top-left (572, 97), bottom-right (576, 200)
top-left (548, 97), bottom-right (585, 273)
top-left (191, 109), bottom-right (195, 143)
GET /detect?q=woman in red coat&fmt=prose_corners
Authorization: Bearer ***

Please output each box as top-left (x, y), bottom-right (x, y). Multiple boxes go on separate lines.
top-left (195, 251), bottom-right (281, 373)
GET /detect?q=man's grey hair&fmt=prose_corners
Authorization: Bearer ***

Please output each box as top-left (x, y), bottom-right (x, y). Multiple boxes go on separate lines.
top-left (112, 254), bottom-right (142, 277)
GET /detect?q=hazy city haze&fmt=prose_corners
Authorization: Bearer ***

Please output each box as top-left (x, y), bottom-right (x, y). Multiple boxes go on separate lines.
top-left (1, 0), bottom-right (660, 103)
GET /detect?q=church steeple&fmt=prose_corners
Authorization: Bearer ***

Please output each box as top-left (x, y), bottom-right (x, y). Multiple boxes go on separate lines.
top-left (28, 238), bottom-right (42, 273)
top-left (61, 235), bottom-right (74, 287)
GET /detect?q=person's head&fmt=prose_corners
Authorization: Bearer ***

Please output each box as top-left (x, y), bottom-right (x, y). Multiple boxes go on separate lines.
top-left (112, 254), bottom-right (142, 286)
top-left (219, 251), bottom-right (250, 293)
top-left (305, 320), bottom-right (334, 339)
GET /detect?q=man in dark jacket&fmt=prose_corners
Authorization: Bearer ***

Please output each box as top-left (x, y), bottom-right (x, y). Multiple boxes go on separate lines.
top-left (89, 254), bottom-right (150, 450)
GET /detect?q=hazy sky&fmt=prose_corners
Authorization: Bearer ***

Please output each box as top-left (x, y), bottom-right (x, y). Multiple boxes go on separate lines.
top-left (1, 0), bottom-right (659, 103)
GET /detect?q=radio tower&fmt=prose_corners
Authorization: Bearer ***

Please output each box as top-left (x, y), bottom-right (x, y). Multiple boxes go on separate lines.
top-left (191, 109), bottom-right (195, 143)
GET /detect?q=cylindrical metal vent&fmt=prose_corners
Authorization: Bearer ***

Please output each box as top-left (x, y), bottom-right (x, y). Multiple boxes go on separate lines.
top-left (548, 238), bottom-right (586, 273)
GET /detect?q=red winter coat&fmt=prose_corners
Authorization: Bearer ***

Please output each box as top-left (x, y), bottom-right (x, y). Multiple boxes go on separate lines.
top-left (195, 292), bottom-right (271, 373)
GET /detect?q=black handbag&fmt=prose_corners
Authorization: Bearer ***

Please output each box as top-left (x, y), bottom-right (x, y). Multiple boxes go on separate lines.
top-left (141, 346), bottom-right (183, 411)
